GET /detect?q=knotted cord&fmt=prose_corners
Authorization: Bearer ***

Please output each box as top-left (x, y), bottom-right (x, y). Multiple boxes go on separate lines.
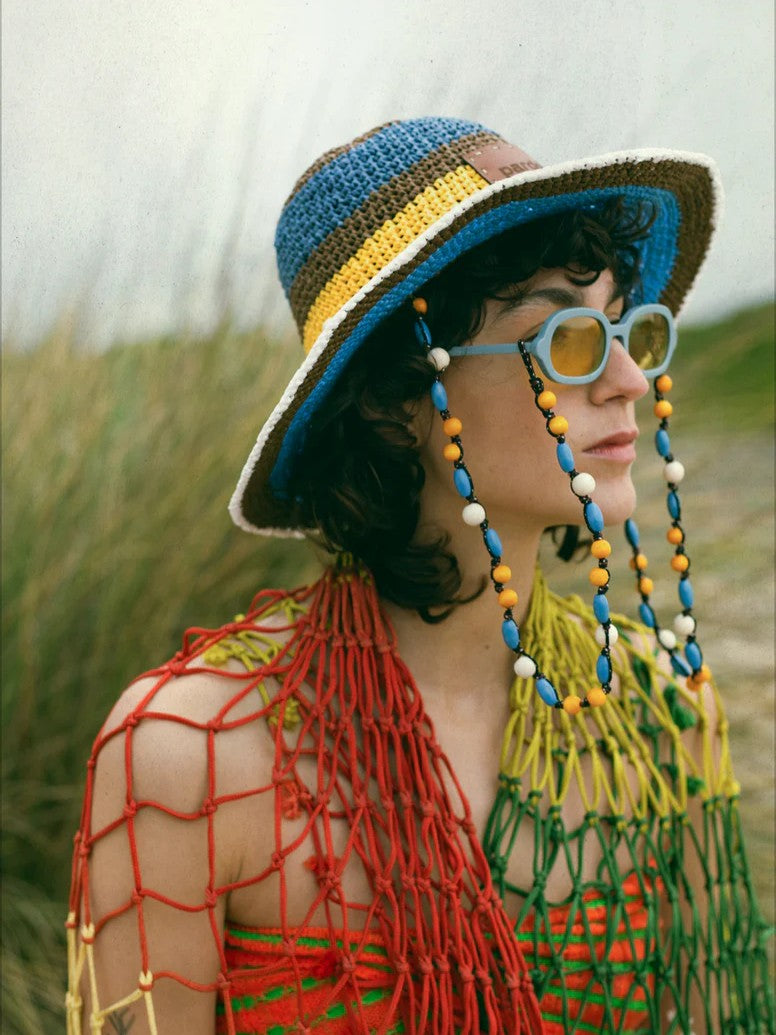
top-left (67, 561), bottom-right (543, 1034)
top-left (67, 563), bottom-right (773, 1033)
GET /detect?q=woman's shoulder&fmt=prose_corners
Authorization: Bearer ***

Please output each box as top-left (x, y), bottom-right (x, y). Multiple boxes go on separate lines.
top-left (109, 583), bottom-right (310, 709)
top-left (69, 584), bottom-right (323, 1023)
top-left (88, 583), bottom-right (315, 807)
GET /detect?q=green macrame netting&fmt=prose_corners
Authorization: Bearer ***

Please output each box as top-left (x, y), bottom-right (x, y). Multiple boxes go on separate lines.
top-left (484, 569), bottom-right (773, 1033)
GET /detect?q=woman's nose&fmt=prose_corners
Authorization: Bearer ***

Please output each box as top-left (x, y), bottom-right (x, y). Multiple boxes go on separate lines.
top-left (589, 337), bottom-right (650, 403)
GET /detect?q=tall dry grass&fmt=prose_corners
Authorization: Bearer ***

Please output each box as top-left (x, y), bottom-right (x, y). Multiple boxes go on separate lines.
top-left (2, 302), bottom-right (773, 1032)
top-left (2, 317), bottom-right (318, 1032)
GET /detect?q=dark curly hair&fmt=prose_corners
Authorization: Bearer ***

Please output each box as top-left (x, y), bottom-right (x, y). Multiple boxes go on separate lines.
top-left (289, 197), bottom-right (656, 615)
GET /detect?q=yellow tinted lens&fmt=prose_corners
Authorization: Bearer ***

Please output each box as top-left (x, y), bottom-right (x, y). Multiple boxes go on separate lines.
top-left (549, 316), bottom-right (606, 378)
top-left (629, 312), bottom-right (670, 370)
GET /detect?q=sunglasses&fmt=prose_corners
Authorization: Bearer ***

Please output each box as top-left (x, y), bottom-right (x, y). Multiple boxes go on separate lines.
top-left (447, 304), bottom-right (677, 385)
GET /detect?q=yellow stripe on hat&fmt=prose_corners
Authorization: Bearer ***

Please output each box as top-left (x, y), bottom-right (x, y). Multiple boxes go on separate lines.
top-left (302, 164), bottom-right (490, 354)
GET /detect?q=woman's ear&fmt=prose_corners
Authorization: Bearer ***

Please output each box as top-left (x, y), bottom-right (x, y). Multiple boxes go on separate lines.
top-left (407, 394), bottom-right (435, 449)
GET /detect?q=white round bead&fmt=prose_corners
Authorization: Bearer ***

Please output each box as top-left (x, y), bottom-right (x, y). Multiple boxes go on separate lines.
top-left (428, 347), bottom-right (450, 371)
top-left (658, 628), bottom-right (678, 650)
top-left (674, 613), bottom-right (696, 636)
top-left (571, 472), bottom-right (596, 497)
top-left (663, 460), bottom-right (685, 484)
top-left (513, 654), bottom-right (537, 678)
top-left (462, 502), bottom-right (486, 526)
top-left (595, 622), bottom-right (618, 646)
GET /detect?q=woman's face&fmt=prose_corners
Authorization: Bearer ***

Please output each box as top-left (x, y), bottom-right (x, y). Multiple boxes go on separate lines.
top-left (418, 266), bottom-right (650, 538)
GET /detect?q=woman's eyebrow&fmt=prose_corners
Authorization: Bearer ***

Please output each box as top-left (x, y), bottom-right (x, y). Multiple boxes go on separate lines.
top-left (515, 286), bottom-right (584, 308)
top-left (498, 283), bottom-right (624, 315)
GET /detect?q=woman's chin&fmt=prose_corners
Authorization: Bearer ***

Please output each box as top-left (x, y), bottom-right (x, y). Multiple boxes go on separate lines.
top-left (598, 483), bottom-right (638, 528)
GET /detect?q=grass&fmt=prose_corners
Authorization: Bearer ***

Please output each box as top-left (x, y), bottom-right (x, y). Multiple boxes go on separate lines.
top-left (670, 301), bottom-right (775, 430)
top-left (2, 318), bottom-right (319, 1032)
top-left (2, 300), bottom-right (773, 1032)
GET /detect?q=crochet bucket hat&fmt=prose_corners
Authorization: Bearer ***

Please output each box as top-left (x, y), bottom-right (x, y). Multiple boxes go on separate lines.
top-left (229, 116), bottom-right (721, 536)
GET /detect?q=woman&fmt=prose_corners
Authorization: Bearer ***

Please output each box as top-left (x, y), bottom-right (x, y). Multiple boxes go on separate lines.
top-left (66, 118), bottom-right (773, 1034)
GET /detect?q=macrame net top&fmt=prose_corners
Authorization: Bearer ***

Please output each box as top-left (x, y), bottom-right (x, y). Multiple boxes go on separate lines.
top-left (66, 563), bottom-right (773, 1034)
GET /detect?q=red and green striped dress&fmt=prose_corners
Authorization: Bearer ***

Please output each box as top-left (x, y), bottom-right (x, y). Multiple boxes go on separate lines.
top-left (220, 868), bottom-right (661, 1034)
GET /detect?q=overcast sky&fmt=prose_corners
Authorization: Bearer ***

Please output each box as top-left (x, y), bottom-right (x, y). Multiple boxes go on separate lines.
top-left (2, 0), bottom-right (774, 346)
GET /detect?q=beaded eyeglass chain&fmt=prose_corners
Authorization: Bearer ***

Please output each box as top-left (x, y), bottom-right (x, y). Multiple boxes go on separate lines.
top-left (412, 297), bottom-right (710, 712)
top-left (623, 379), bottom-right (711, 691)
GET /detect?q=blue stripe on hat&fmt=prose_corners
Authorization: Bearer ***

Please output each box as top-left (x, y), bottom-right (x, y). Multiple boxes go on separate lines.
top-left (271, 184), bottom-right (679, 497)
top-left (275, 118), bottom-right (488, 295)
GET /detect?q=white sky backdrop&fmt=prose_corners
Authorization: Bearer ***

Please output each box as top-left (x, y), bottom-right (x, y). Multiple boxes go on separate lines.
top-left (2, 0), bottom-right (774, 346)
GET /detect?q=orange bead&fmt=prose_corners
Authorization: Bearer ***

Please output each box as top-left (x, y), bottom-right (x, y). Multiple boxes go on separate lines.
top-left (443, 443), bottom-right (461, 462)
top-left (412, 297), bottom-right (428, 314)
top-left (537, 390), bottom-right (557, 410)
top-left (548, 415), bottom-right (569, 436)
top-left (587, 687), bottom-right (607, 708)
top-left (563, 695), bottom-right (582, 715)
top-left (498, 588), bottom-right (519, 609)
top-left (666, 526), bottom-right (684, 545)
top-left (687, 667), bottom-right (710, 691)
top-left (492, 564), bottom-right (512, 584)
top-left (629, 552), bottom-right (648, 571)
top-left (589, 567), bottom-right (610, 587)
top-left (591, 539), bottom-right (612, 559)
top-left (656, 374), bottom-right (673, 393)
top-left (671, 554), bottom-right (690, 572)
top-left (639, 577), bottom-right (654, 595)
top-left (443, 416), bottom-right (462, 437)
top-left (654, 400), bottom-right (673, 419)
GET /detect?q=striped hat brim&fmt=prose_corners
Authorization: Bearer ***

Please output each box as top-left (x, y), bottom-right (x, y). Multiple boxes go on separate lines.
top-left (229, 147), bottom-right (721, 537)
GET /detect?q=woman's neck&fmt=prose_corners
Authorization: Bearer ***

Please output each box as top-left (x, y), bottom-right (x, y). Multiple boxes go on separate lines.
top-left (379, 509), bottom-right (544, 709)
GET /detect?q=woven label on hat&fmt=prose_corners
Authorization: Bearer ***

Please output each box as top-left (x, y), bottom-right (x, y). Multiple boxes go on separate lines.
top-left (463, 142), bottom-right (541, 183)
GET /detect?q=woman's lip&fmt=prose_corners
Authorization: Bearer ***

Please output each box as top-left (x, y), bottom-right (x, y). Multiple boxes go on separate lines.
top-left (583, 442), bottom-right (637, 462)
top-left (582, 431), bottom-right (638, 462)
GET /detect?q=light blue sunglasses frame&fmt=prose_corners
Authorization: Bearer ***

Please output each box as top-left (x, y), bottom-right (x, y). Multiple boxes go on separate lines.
top-left (447, 303), bottom-right (677, 385)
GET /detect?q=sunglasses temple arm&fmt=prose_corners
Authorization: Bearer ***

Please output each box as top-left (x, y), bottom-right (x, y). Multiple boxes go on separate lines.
top-left (447, 343), bottom-right (525, 357)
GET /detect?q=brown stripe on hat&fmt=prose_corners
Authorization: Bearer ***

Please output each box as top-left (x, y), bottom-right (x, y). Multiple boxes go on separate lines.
top-left (284, 122), bottom-right (393, 207)
top-left (287, 129), bottom-right (503, 335)
top-left (241, 154), bottom-right (714, 532)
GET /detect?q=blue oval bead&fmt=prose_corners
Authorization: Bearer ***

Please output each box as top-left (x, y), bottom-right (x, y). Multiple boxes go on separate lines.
top-left (430, 381), bottom-right (448, 411)
top-left (501, 619), bottom-right (520, 650)
top-left (667, 491), bottom-right (681, 520)
top-left (685, 640), bottom-right (703, 669)
top-left (593, 593), bottom-right (610, 623)
top-left (414, 318), bottom-right (432, 347)
top-left (597, 654), bottom-right (611, 684)
top-left (584, 502), bottom-right (604, 533)
top-left (655, 429), bottom-right (671, 458)
top-left (453, 467), bottom-right (472, 498)
top-left (624, 518), bottom-right (640, 548)
top-left (556, 442), bottom-right (575, 473)
top-left (536, 677), bottom-right (559, 707)
top-left (639, 602), bottom-right (656, 628)
top-left (484, 528), bottom-right (503, 557)
top-left (671, 655), bottom-right (692, 677)
top-left (679, 579), bottom-right (694, 608)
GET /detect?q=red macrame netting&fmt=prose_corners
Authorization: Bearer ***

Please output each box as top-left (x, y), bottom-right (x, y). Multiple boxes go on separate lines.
top-left (66, 563), bottom-right (545, 1034)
